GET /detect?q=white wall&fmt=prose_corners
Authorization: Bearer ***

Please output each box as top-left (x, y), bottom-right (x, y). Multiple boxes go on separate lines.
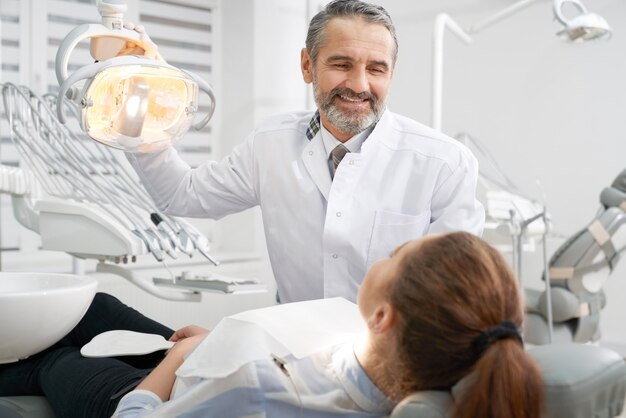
top-left (375, 0), bottom-right (626, 344)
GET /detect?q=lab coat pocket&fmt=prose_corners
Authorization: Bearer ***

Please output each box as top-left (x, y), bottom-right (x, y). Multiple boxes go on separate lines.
top-left (366, 210), bottom-right (431, 268)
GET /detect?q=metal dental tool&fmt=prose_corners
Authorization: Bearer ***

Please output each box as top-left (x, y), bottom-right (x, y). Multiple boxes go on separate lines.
top-left (0, 82), bottom-right (224, 300)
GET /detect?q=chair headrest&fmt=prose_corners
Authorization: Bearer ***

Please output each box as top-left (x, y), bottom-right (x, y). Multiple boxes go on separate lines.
top-left (390, 391), bottom-right (453, 418)
top-left (538, 287), bottom-right (582, 321)
top-left (611, 168), bottom-right (626, 193)
top-left (600, 187), bottom-right (626, 209)
top-left (391, 344), bottom-right (626, 418)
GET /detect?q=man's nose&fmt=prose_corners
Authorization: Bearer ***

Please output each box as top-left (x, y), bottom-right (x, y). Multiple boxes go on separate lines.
top-left (345, 68), bottom-right (369, 94)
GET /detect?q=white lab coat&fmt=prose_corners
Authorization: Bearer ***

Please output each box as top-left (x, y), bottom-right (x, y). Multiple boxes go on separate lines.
top-left (127, 109), bottom-right (484, 302)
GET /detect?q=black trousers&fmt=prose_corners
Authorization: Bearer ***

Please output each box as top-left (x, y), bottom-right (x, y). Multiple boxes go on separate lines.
top-left (0, 293), bottom-right (174, 418)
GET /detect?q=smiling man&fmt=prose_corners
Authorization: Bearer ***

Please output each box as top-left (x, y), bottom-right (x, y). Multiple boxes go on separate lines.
top-left (126, 0), bottom-right (485, 304)
top-left (302, 13), bottom-right (393, 142)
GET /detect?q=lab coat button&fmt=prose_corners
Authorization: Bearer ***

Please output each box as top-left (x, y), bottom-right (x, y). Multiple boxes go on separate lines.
top-left (336, 212), bottom-right (342, 217)
top-left (349, 160), bottom-right (354, 165)
top-left (332, 254), bottom-right (338, 259)
top-left (308, 151), bottom-right (314, 156)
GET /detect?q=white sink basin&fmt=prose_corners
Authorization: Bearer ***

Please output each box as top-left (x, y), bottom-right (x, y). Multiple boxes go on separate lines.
top-left (0, 272), bottom-right (98, 364)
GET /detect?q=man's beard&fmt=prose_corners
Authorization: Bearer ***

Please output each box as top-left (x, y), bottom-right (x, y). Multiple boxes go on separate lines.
top-left (312, 74), bottom-right (385, 137)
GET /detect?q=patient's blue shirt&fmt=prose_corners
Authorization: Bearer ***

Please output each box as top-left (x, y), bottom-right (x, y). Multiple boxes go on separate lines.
top-left (114, 342), bottom-right (394, 417)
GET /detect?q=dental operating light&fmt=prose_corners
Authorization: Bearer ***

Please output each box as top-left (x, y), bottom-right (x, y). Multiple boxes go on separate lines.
top-left (553, 0), bottom-right (612, 41)
top-left (55, 0), bottom-right (215, 153)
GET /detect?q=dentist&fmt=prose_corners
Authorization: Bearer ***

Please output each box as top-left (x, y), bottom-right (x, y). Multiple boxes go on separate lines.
top-left (126, 0), bottom-right (485, 303)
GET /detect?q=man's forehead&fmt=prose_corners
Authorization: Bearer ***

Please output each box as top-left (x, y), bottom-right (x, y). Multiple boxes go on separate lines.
top-left (318, 17), bottom-right (394, 62)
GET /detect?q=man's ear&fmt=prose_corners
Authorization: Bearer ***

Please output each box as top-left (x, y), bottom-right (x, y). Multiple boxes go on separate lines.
top-left (367, 303), bottom-right (396, 334)
top-left (301, 48), bottom-right (313, 84)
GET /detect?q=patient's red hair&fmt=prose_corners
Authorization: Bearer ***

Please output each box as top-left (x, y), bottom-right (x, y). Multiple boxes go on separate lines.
top-left (389, 231), bottom-right (543, 418)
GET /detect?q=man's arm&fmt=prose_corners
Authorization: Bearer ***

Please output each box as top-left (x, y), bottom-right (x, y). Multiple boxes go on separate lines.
top-left (105, 25), bottom-right (259, 219)
top-left (126, 131), bottom-right (259, 219)
top-left (428, 146), bottom-right (485, 236)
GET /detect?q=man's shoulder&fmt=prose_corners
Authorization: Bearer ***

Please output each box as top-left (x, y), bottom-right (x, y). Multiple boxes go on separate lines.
top-left (254, 110), bottom-right (313, 136)
top-left (381, 111), bottom-right (474, 163)
top-left (384, 111), bottom-right (455, 145)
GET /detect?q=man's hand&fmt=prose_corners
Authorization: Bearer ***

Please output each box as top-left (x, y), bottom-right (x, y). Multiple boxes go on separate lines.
top-left (169, 325), bottom-right (209, 342)
top-left (119, 23), bottom-right (159, 59)
top-left (90, 22), bottom-right (160, 61)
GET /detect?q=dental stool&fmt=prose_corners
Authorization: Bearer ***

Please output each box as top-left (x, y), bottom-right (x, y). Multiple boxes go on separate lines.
top-left (524, 170), bottom-right (626, 345)
top-left (391, 343), bottom-right (626, 418)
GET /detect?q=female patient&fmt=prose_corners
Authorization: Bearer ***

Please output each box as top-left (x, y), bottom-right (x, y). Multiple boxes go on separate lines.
top-left (0, 232), bottom-right (543, 418)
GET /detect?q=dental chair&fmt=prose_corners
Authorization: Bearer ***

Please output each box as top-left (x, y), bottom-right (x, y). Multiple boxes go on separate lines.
top-left (2, 343), bottom-right (625, 418)
top-left (525, 169), bottom-right (626, 345)
top-left (0, 397), bottom-right (54, 418)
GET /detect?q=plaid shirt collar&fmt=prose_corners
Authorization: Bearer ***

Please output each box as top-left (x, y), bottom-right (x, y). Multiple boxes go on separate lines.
top-left (306, 110), bottom-right (321, 141)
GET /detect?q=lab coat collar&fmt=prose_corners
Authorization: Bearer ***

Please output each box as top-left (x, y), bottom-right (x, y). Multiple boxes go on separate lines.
top-left (302, 133), bottom-right (332, 200)
top-left (360, 108), bottom-right (391, 155)
top-left (301, 108), bottom-right (390, 201)
top-left (320, 122), bottom-right (372, 157)
top-left (307, 108), bottom-right (383, 156)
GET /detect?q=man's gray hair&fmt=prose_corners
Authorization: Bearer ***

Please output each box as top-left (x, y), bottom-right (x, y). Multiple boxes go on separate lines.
top-left (306, 0), bottom-right (398, 66)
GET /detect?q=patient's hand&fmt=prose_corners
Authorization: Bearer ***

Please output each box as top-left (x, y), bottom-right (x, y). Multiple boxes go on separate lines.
top-left (136, 334), bottom-right (205, 401)
top-left (169, 325), bottom-right (209, 342)
top-left (167, 334), bottom-right (205, 359)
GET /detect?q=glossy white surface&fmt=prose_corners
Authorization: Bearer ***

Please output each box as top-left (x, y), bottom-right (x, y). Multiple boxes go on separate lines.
top-left (0, 272), bottom-right (97, 364)
top-left (81, 330), bottom-right (174, 358)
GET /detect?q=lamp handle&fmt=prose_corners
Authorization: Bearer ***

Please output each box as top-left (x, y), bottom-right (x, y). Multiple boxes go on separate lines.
top-left (55, 23), bottom-right (165, 86)
top-left (185, 70), bottom-right (217, 131)
top-left (56, 61), bottom-right (102, 124)
top-left (56, 56), bottom-right (157, 124)
top-left (552, 0), bottom-right (587, 26)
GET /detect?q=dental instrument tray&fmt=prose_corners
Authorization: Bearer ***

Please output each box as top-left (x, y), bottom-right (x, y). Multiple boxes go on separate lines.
top-left (153, 271), bottom-right (267, 294)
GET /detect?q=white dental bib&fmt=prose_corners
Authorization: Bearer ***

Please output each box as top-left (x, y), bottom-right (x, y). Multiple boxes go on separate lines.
top-left (173, 298), bottom-right (365, 397)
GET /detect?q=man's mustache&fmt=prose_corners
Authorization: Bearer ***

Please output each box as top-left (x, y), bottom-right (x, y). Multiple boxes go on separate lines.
top-left (329, 88), bottom-right (377, 104)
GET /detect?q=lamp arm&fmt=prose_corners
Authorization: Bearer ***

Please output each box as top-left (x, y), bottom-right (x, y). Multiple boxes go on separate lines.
top-left (431, 13), bottom-right (472, 132)
top-left (431, 0), bottom-right (544, 132)
top-left (184, 70), bottom-right (216, 131)
top-left (467, 0), bottom-right (543, 34)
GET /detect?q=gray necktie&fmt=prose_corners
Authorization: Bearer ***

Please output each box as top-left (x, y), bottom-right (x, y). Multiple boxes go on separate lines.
top-left (330, 144), bottom-right (350, 179)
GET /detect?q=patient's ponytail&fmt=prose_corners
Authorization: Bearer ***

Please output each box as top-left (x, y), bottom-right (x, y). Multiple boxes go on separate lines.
top-left (453, 337), bottom-right (543, 418)
top-left (388, 232), bottom-right (543, 418)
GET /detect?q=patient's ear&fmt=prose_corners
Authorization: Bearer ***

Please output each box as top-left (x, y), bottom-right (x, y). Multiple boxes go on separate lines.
top-left (367, 302), bottom-right (395, 334)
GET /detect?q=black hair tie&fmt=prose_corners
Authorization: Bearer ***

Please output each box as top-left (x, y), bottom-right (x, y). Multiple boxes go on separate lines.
top-left (471, 321), bottom-right (523, 356)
